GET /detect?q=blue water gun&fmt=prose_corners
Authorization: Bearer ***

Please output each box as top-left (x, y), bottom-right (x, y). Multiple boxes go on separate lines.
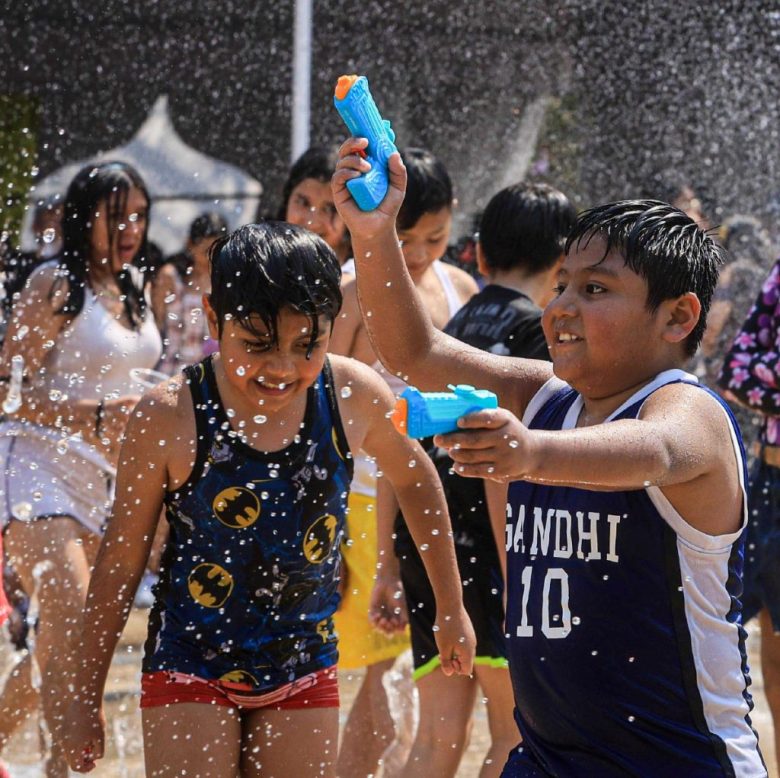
top-left (333, 75), bottom-right (397, 211)
top-left (391, 385), bottom-right (498, 439)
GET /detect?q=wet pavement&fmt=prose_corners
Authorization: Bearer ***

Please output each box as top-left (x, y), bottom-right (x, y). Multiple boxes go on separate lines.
top-left (1, 611), bottom-right (776, 777)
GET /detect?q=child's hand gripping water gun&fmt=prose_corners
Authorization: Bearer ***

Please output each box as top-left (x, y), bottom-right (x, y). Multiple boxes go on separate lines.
top-left (391, 385), bottom-right (498, 439)
top-left (333, 74), bottom-right (398, 211)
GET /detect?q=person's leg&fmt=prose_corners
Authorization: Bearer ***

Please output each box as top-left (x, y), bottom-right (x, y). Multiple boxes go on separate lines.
top-left (337, 657), bottom-right (395, 777)
top-left (402, 668), bottom-right (477, 778)
top-left (475, 665), bottom-right (518, 778)
top-left (142, 702), bottom-right (241, 777)
top-left (760, 608), bottom-right (780, 766)
top-left (0, 651), bottom-right (39, 752)
top-left (4, 517), bottom-right (93, 778)
top-left (241, 706), bottom-right (339, 777)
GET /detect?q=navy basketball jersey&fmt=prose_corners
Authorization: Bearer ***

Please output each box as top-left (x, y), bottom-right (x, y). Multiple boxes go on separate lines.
top-left (503, 369), bottom-right (766, 777)
top-left (143, 356), bottom-right (353, 691)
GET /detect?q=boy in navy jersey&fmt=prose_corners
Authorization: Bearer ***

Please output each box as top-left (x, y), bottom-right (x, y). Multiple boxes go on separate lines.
top-left (63, 222), bottom-right (475, 777)
top-left (333, 140), bottom-right (766, 777)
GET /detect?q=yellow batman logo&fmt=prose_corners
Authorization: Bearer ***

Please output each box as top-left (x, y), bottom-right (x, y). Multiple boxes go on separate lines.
top-left (187, 563), bottom-right (234, 607)
top-left (303, 514), bottom-right (338, 564)
top-left (219, 669), bottom-right (259, 687)
top-left (213, 487), bottom-right (261, 528)
top-left (316, 618), bottom-right (333, 643)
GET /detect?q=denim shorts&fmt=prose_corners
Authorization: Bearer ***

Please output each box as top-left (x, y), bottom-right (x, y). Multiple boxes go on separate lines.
top-left (743, 457), bottom-right (780, 631)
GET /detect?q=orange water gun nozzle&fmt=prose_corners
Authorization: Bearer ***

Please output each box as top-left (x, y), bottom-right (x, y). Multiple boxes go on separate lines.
top-left (391, 398), bottom-right (408, 435)
top-left (335, 74), bottom-right (359, 101)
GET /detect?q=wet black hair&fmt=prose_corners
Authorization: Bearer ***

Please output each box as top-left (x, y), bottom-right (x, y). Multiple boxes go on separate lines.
top-left (278, 145), bottom-right (340, 220)
top-left (208, 222), bottom-right (342, 356)
top-left (189, 211), bottom-right (228, 243)
top-left (480, 182), bottom-right (576, 274)
top-left (565, 200), bottom-right (724, 356)
top-left (54, 160), bottom-right (150, 328)
top-left (397, 147), bottom-right (453, 231)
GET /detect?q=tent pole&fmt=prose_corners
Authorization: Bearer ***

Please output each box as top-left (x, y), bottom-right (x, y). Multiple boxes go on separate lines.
top-left (291, 0), bottom-right (312, 163)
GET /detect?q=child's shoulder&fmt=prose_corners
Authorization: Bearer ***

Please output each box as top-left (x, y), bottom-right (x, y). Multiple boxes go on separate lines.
top-left (131, 372), bottom-right (196, 438)
top-left (442, 261), bottom-right (479, 298)
top-left (328, 353), bottom-right (393, 398)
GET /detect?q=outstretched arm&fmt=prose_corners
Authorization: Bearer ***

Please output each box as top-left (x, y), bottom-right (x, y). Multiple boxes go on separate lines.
top-left (332, 139), bottom-right (551, 419)
top-left (439, 382), bottom-right (743, 536)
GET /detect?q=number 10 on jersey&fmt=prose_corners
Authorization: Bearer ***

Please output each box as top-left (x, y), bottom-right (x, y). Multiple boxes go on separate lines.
top-left (515, 566), bottom-right (572, 639)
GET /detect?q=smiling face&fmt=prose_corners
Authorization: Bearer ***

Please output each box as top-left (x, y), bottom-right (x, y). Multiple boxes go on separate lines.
top-left (542, 236), bottom-right (680, 400)
top-left (206, 303), bottom-right (331, 414)
top-left (286, 178), bottom-right (347, 258)
top-left (89, 185), bottom-right (149, 274)
top-left (397, 207), bottom-right (452, 279)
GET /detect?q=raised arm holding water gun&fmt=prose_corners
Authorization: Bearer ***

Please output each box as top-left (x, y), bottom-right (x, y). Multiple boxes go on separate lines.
top-left (332, 84), bottom-right (766, 775)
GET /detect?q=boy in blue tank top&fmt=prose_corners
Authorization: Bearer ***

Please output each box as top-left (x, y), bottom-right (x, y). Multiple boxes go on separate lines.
top-left (63, 222), bottom-right (476, 777)
top-left (332, 140), bottom-right (767, 776)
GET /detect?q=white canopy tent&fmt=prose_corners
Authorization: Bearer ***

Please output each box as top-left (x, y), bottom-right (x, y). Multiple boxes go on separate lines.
top-left (23, 95), bottom-right (263, 256)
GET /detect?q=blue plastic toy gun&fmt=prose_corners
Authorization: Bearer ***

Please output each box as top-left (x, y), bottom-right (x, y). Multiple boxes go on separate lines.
top-left (333, 74), bottom-right (398, 211)
top-left (391, 385), bottom-right (498, 439)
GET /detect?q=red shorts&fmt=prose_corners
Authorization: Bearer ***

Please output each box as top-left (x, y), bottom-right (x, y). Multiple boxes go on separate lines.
top-left (140, 667), bottom-right (339, 711)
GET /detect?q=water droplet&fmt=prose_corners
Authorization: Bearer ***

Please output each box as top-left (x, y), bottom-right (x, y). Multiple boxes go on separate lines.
top-left (508, 440), bottom-right (519, 448)
top-left (42, 227), bottom-right (56, 244)
top-left (572, 616), bottom-right (581, 625)
top-left (159, 440), bottom-right (166, 447)
top-left (628, 715), bottom-right (636, 723)
top-left (340, 386), bottom-right (352, 399)
top-left (48, 389), bottom-right (63, 401)
top-left (13, 502), bottom-right (33, 520)
top-left (253, 415), bottom-right (267, 424)
top-left (236, 366), bottom-right (246, 376)
top-left (32, 491), bottom-right (42, 501)
top-left (260, 491), bottom-right (270, 500)
top-left (164, 293), bottom-right (176, 304)
top-left (408, 459), bottom-right (416, 468)
top-left (15, 325), bottom-right (29, 340)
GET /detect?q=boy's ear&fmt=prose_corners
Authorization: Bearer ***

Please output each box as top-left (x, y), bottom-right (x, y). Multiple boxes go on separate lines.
top-left (660, 292), bottom-right (701, 345)
top-left (475, 242), bottom-right (489, 278)
top-left (202, 293), bottom-right (220, 340)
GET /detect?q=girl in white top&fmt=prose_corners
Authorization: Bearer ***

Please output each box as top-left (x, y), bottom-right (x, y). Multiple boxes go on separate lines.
top-left (329, 148), bottom-right (478, 778)
top-left (0, 161), bottom-right (161, 777)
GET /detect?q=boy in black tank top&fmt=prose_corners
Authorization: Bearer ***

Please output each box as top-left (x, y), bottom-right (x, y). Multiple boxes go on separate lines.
top-left (64, 222), bottom-right (475, 777)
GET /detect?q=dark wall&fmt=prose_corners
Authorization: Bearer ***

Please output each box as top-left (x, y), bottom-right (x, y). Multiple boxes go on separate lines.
top-left (2, 0), bottom-right (779, 235)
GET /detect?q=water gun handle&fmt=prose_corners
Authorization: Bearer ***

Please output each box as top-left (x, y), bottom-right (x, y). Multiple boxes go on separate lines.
top-left (333, 75), bottom-right (398, 211)
top-left (391, 385), bottom-right (499, 439)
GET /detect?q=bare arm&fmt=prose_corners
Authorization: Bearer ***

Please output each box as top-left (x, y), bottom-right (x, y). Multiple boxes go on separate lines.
top-left (332, 356), bottom-right (476, 675)
top-left (66, 385), bottom-right (177, 770)
top-left (369, 474), bottom-right (407, 634)
top-left (439, 383), bottom-right (742, 536)
top-left (332, 140), bottom-right (551, 419)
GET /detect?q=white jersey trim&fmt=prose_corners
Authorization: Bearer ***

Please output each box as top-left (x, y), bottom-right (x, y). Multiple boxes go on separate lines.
top-left (521, 376), bottom-right (568, 427)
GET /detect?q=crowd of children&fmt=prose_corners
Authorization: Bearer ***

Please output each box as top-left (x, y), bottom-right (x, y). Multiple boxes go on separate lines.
top-left (0, 106), bottom-right (777, 778)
